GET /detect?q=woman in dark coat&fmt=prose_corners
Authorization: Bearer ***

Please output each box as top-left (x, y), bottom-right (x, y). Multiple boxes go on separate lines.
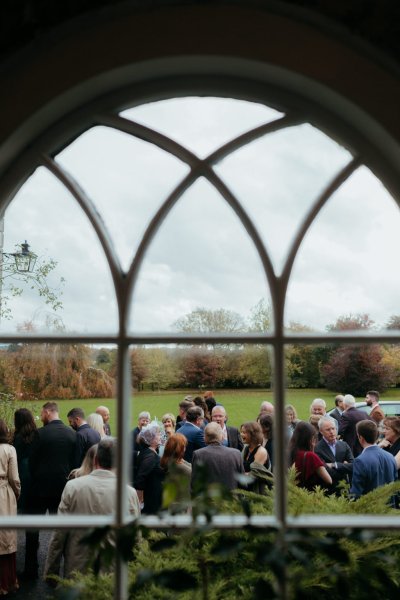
top-left (135, 424), bottom-right (164, 514)
top-left (12, 408), bottom-right (38, 512)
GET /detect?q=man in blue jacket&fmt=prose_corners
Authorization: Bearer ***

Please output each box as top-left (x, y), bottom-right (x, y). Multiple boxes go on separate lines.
top-left (350, 420), bottom-right (397, 499)
top-left (178, 406), bottom-right (205, 463)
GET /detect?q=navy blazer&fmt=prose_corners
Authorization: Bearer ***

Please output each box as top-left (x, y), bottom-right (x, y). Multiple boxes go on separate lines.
top-left (178, 422), bottom-right (205, 463)
top-left (350, 445), bottom-right (397, 498)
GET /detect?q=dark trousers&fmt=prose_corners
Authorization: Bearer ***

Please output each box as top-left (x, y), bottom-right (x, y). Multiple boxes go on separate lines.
top-left (24, 494), bottom-right (61, 576)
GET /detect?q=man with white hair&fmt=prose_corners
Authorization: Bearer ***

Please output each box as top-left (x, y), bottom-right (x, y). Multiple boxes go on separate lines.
top-left (310, 398), bottom-right (327, 416)
top-left (211, 405), bottom-right (243, 450)
top-left (191, 422), bottom-right (244, 493)
top-left (338, 394), bottom-right (370, 457)
top-left (315, 416), bottom-right (353, 493)
top-left (259, 401), bottom-right (274, 417)
top-left (309, 398), bottom-right (328, 439)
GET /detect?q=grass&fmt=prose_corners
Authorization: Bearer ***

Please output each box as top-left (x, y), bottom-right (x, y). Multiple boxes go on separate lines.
top-left (21, 387), bottom-right (400, 433)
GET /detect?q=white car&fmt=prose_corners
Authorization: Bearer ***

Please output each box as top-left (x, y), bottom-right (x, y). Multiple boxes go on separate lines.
top-left (329, 400), bottom-right (400, 417)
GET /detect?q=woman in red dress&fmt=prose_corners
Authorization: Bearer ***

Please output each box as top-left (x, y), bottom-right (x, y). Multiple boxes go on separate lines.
top-left (288, 421), bottom-right (332, 491)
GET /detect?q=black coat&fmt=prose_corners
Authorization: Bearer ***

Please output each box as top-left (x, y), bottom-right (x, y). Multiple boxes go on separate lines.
top-left (29, 420), bottom-right (77, 502)
top-left (135, 446), bottom-right (164, 514)
top-left (226, 426), bottom-right (243, 451)
top-left (338, 407), bottom-right (370, 457)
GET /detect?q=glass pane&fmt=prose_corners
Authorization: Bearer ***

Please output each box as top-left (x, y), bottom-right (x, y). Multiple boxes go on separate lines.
top-left (56, 126), bottom-right (189, 271)
top-left (131, 344), bottom-right (272, 410)
top-left (2, 167), bottom-right (117, 333)
top-left (121, 97), bottom-right (283, 158)
top-left (129, 177), bottom-right (272, 333)
top-left (284, 342), bottom-right (400, 514)
top-left (285, 166), bottom-right (400, 332)
top-left (215, 123), bottom-right (351, 275)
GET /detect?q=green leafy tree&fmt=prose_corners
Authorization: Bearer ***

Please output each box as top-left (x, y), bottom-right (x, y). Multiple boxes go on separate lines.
top-left (236, 345), bottom-right (272, 387)
top-left (285, 322), bottom-right (326, 388)
top-left (143, 347), bottom-right (179, 391)
top-left (248, 298), bottom-right (271, 332)
top-left (0, 243), bottom-right (64, 320)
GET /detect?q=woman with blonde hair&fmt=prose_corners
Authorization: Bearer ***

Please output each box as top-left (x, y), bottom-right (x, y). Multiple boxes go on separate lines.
top-left (161, 413), bottom-right (176, 440)
top-left (87, 413), bottom-right (106, 438)
top-left (68, 444), bottom-right (98, 480)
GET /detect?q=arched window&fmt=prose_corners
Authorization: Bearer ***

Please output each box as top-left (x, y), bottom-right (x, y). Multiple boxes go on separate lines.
top-left (1, 5), bottom-right (400, 599)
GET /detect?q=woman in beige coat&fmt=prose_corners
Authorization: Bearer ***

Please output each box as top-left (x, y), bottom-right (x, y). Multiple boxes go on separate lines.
top-left (0, 419), bottom-right (21, 595)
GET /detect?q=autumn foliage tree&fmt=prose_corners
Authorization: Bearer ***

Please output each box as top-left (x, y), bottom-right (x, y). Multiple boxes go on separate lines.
top-left (322, 314), bottom-right (395, 395)
top-left (179, 349), bottom-right (224, 388)
top-left (0, 342), bottom-right (114, 399)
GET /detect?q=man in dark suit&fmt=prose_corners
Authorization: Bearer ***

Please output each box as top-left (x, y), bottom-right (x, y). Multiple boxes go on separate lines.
top-left (211, 405), bottom-right (243, 451)
top-left (350, 420), bottom-right (397, 498)
top-left (67, 407), bottom-right (101, 467)
top-left (330, 395), bottom-right (345, 424)
top-left (338, 394), bottom-right (370, 457)
top-left (315, 416), bottom-right (353, 493)
top-left (191, 422), bottom-right (244, 493)
top-left (25, 401), bottom-right (76, 579)
top-left (178, 406), bottom-right (205, 463)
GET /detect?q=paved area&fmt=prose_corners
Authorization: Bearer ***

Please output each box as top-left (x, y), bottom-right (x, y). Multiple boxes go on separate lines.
top-left (15, 530), bottom-right (57, 599)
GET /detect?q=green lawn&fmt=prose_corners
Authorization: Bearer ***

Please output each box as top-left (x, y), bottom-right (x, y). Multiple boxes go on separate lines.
top-left (22, 388), bottom-right (400, 433)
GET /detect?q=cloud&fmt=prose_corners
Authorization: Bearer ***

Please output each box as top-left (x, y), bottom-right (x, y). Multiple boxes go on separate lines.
top-left (2, 98), bottom-right (400, 335)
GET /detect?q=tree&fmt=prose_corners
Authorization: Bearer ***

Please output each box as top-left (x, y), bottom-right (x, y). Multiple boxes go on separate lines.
top-left (179, 348), bottom-right (224, 388)
top-left (327, 313), bottom-right (374, 331)
top-left (386, 315), bottom-right (400, 330)
top-left (143, 347), bottom-right (179, 391)
top-left (381, 345), bottom-right (400, 388)
top-left (285, 322), bottom-right (326, 388)
top-left (130, 347), bottom-right (148, 390)
top-left (236, 345), bottom-right (272, 388)
top-left (0, 321), bottom-right (114, 399)
top-left (248, 298), bottom-right (271, 332)
top-left (173, 307), bottom-right (245, 335)
top-left (322, 344), bottom-right (395, 396)
top-left (0, 242), bottom-right (64, 320)
top-left (322, 313), bottom-right (395, 395)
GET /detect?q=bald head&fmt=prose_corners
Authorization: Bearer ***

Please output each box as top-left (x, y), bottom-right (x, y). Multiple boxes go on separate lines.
top-left (204, 422), bottom-right (223, 444)
top-left (96, 406), bottom-right (110, 423)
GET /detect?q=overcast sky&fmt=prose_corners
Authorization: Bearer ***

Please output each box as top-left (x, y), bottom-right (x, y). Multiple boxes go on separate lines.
top-left (2, 97), bottom-right (400, 335)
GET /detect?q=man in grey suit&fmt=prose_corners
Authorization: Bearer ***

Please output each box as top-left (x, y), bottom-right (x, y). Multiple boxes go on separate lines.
top-left (191, 422), bottom-right (244, 494)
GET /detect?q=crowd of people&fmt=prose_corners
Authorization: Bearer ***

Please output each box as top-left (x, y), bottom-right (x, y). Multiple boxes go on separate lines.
top-left (0, 390), bottom-right (399, 594)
